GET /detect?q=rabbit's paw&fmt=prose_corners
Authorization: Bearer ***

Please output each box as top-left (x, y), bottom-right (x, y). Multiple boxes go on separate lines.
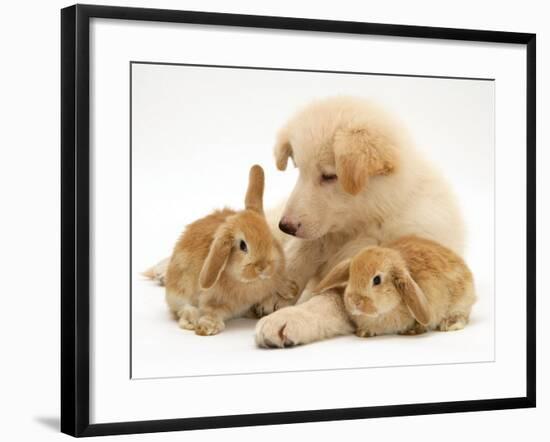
top-left (177, 305), bottom-right (199, 330)
top-left (399, 322), bottom-right (428, 335)
top-left (195, 315), bottom-right (225, 336)
top-left (438, 314), bottom-right (467, 332)
top-left (178, 317), bottom-right (195, 330)
top-left (276, 278), bottom-right (300, 300)
top-left (355, 327), bottom-right (376, 338)
top-left (252, 295), bottom-right (295, 318)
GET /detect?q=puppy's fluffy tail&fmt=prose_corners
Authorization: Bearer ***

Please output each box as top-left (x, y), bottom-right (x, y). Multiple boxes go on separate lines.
top-left (141, 257), bottom-right (170, 286)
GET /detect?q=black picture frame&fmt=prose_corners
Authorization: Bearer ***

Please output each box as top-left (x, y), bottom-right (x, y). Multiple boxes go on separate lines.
top-left (61, 4), bottom-right (536, 437)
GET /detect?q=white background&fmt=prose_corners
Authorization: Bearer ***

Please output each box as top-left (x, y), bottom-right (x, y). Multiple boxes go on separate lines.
top-left (0, 1), bottom-right (547, 441)
top-left (131, 63), bottom-right (495, 379)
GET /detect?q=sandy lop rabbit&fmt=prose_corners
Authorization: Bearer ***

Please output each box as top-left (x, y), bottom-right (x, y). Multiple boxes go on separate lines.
top-left (313, 235), bottom-right (476, 337)
top-left (164, 165), bottom-right (298, 336)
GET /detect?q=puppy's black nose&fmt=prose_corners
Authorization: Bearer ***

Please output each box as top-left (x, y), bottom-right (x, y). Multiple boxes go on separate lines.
top-left (279, 220), bottom-right (297, 236)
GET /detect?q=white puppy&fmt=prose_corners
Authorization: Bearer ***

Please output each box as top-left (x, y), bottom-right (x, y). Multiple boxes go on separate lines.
top-left (254, 96), bottom-right (464, 348)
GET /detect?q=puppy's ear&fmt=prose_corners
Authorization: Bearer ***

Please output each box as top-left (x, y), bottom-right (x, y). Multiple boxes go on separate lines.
top-left (313, 259), bottom-right (351, 294)
top-left (245, 165), bottom-right (265, 215)
top-left (199, 227), bottom-right (233, 289)
top-left (273, 129), bottom-right (293, 171)
top-left (393, 266), bottom-right (431, 325)
top-left (334, 130), bottom-right (370, 195)
top-left (334, 126), bottom-right (399, 195)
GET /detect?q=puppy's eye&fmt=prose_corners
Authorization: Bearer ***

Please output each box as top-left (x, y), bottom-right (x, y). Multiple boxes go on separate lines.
top-left (321, 173), bottom-right (337, 183)
top-left (239, 240), bottom-right (248, 253)
top-left (373, 275), bottom-right (381, 286)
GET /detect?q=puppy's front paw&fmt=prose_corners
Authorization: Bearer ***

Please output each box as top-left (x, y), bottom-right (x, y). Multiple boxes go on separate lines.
top-left (195, 315), bottom-right (225, 336)
top-left (255, 307), bottom-right (313, 348)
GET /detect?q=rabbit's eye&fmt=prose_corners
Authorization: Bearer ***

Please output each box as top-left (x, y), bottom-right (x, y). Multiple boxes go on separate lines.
top-left (373, 275), bottom-right (381, 286)
top-left (239, 240), bottom-right (248, 253)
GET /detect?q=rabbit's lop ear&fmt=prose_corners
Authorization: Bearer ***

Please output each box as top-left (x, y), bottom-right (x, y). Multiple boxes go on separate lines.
top-left (199, 228), bottom-right (233, 289)
top-left (313, 259), bottom-right (351, 294)
top-left (393, 268), bottom-right (431, 326)
top-left (245, 165), bottom-right (265, 215)
top-left (274, 129), bottom-right (293, 171)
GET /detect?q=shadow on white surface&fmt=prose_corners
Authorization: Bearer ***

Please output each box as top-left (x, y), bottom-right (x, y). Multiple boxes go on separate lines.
top-left (34, 417), bottom-right (59, 433)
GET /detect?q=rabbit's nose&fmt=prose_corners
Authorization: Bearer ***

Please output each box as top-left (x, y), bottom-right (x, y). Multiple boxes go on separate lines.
top-left (256, 262), bottom-right (272, 279)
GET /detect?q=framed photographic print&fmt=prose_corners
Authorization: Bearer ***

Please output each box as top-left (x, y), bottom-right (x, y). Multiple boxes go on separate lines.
top-left (61, 4), bottom-right (536, 437)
